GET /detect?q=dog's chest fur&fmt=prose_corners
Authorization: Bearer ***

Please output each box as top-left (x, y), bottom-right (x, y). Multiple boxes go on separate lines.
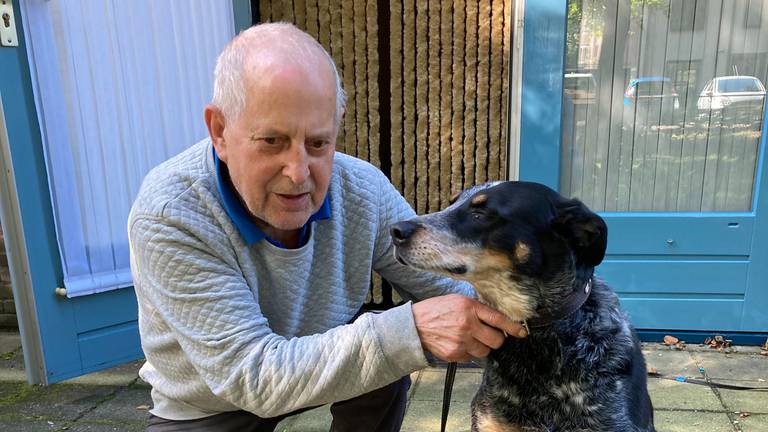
top-left (472, 282), bottom-right (651, 432)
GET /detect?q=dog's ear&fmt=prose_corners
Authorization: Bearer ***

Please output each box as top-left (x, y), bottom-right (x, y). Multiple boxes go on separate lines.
top-left (552, 198), bottom-right (607, 267)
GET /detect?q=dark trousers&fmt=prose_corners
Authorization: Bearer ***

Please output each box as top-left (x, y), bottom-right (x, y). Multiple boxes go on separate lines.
top-left (145, 374), bottom-right (411, 432)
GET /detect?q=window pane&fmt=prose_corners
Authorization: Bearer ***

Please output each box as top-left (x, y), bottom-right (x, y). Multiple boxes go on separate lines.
top-left (561, 0), bottom-right (767, 212)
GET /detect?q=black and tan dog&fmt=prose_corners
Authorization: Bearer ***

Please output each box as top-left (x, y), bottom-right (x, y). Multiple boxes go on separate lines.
top-left (391, 181), bottom-right (655, 432)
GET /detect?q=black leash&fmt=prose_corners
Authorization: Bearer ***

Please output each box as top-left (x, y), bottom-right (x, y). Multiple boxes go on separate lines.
top-left (441, 362), bottom-right (458, 432)
top-left (648, 371), bottom-right (768, 391)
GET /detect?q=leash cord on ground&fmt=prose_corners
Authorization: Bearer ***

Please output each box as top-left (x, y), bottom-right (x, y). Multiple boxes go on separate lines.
top-left (648, 372), bottom-right (768, 391)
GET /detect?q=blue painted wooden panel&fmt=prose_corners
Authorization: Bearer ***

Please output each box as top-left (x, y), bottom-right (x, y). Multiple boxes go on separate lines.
top-left (598, 260), bottom-right (748, 295)
top-left (71, 288), bottom-right (138, 333)
top-left (622, 299), bottom-right (743, 331)
top-left (602, 215), bottom-right (754, 255)
top-left (78, 322), bottom-right (142, 370)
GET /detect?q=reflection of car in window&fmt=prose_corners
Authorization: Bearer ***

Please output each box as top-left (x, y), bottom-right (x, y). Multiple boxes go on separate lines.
top-left (563, 73), bottom-right (597, 104)
top-left (623, 77), bottom-right (680, 110)
top-left (622, 77), bottom-right (680, 129)
top-left (697, 76), bottom-right (766, 111)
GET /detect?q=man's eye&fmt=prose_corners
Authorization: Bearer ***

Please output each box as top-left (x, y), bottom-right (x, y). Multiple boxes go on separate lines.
top-left (309, 140), bottom-right (329, 149)
top-left (261, 137), bottom-right (278, 145)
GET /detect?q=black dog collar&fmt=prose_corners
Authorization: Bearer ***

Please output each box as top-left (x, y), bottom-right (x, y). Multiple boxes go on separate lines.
top-left (524, 277), bottom-right (593, 331)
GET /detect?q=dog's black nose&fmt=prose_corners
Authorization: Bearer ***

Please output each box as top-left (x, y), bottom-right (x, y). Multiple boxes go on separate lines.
top-left (391, 221), bottom-right (419, 246)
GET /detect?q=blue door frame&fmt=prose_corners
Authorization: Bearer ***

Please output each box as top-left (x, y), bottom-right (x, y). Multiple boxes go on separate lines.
top-left (0, 0), bottom-right (251, 384)
top-left (518, 0), bottom-right (768, 343)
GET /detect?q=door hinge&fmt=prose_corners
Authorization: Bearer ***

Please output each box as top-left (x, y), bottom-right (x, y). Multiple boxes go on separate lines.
top-left (0, 0), bottom-right (19, 47)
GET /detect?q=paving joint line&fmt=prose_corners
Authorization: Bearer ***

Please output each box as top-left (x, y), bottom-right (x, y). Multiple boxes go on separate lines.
top-left (405, 370), bottom-right (422, 414)
top-left (63, 376), bottom-right (141, 429)
top-left (690, 352), bottom-right (742, 432)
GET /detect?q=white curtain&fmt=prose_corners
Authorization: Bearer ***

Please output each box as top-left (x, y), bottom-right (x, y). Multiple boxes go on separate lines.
top-left (20, 0), bottom-right (235, 297)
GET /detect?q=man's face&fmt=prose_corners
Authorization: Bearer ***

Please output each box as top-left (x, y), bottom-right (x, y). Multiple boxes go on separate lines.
top-left (212, 59), bottom-right (338, 241)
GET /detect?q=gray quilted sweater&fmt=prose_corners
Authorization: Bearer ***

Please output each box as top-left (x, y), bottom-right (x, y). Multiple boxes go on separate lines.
top-left (128, 139), bottom-right (473, 420)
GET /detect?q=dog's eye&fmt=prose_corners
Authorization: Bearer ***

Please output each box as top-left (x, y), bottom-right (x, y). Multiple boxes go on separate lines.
top-left (471, 209), bottom-right (486, 220)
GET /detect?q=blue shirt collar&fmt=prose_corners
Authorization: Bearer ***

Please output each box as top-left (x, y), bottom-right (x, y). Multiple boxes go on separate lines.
top-left (213, 146), bottom-right (331, 247)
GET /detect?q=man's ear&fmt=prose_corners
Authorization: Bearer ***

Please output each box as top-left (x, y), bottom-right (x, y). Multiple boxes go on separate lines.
top-left (205, 104), bottom-right (228, 162)
top-left (552, 198), bottom-right (608, 267)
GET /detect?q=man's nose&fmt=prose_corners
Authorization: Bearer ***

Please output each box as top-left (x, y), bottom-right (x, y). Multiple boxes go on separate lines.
top-left (390, 221), bottom-right (420, 246)
top-left (282, 144), bottom-right (310, 184)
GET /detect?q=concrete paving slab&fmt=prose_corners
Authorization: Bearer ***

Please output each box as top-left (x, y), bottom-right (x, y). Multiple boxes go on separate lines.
top-left (67, 420), bottom-right (146, 431)
top-left (653, 410), bottom-right (735, 432)
top-left (0, 331), bottom-right (21, 354)
top-left (80, 387), bottom-right (153, 423)
top-left (737, 413), bottom-right (768, 432)
top-left (644, 349), bottom-right (701, 378)
top-left (0, 333), bottom-right (25, 377)
top-left (717, 389), bottom-right (768, 415)
top-left (0, 382), bottom-right (116, 422)
top-left (0, 419), bottom-right (62, 431)
top-left (693, 351), bottom-right (768, 383)
top-left (410, 368), bottom-right (482, 402)
top-left (401, 400), bottom-right (472, 432)
top-left (65, 361), bottom-right (144, 387)
top-left (0, 367), bottom-right (27, 382)
top-left (647, 377), bottom-right (723, 411)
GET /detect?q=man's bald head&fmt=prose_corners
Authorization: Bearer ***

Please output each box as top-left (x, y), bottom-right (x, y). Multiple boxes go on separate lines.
top-left (211, 23), bottom-right (346, 125)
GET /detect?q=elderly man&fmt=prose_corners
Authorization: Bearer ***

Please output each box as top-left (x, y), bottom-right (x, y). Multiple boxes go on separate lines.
top-left (129, 23), bottom-right (524, 432)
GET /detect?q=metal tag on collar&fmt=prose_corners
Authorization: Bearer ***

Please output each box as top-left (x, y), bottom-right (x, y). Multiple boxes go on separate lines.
top-left (585, 278), bottom-right (592, 294)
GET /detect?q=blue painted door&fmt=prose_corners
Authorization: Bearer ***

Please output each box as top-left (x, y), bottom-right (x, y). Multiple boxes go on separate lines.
top-left (0, 0), bottom-right (142, 384)
top-left (519, 0), bottom-right (768, 333)
top-left (0, 1), bottom-right (251, 384)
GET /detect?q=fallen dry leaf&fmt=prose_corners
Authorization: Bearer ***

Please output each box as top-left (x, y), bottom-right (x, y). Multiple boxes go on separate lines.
top-left (704, 335), bottom-right (732, 350)
top-left (739, 412), bottom-right (750, 418)
top-left (136, 405), bottom-right (151, 411)
top-left (663, 335), bottom-right (686, 349)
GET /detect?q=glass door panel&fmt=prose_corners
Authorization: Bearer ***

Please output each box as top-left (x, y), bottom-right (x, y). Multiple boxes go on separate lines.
top-left (561, 0), bottom-right (766, 212)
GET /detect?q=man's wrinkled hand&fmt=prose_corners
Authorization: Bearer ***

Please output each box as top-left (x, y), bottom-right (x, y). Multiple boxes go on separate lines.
top-left (411, 294), bottom-right (527, 363)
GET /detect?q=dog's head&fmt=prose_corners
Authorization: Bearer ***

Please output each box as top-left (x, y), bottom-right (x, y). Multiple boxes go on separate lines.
top-left (390, 181), bottom-right (607, 321)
